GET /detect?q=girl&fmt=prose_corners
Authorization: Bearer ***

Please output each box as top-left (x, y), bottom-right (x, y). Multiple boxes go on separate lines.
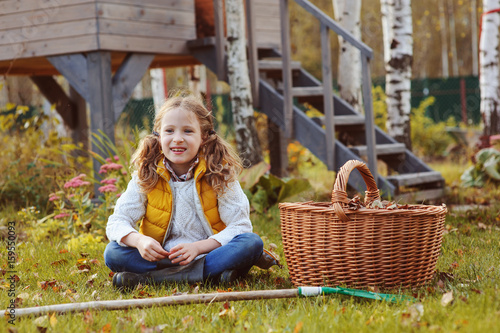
top-left (104, 94), bottom-right (277, 289)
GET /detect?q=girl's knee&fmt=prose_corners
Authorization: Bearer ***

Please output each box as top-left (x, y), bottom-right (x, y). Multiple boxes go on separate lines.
top-left (103, 242), bottom-right (124, 271)
top-left (239, 233), bottom-right (263, 253)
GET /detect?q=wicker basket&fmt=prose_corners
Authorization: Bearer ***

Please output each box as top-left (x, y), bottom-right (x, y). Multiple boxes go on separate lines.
top-left (279, 160), bottom-right (447, 288)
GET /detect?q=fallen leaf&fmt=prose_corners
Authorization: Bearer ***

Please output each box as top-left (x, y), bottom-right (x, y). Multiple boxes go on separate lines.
top-left (34, 315), bottom-right (49, 329)
top-left (83, 310), bottom-right (93, 325)
top-left (182, 315), bottom-right (194, 328)
top-left (100, 323), bottom-right (112, 333)
top-left (49, 313), bottom-right (57, 328)
top-left (89, 259), bottom-right (101, 265)
top-left (59, 249), bottom-right (68, 254)
top-left (50, 259), bottom-right (68, 266)
top-left (441, 291), bottom-right (453, 307)
top-left (293, 321), bottom-right (304, 333)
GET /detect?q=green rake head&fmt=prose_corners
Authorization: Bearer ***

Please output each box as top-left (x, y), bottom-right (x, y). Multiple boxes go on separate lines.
top-left (298, 286), bottom-right (417, 303)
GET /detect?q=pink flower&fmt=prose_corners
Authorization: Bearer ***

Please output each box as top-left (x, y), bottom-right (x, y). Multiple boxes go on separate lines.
top-left (116, 193), bottom-right (122, 198)
top-left (114, 155), bottom-right (119, 161)
top-left (64, 174), bottom-right (91, 189)
top-left (101, 178), bottom-right (117, 185)
top-left (54, 212), bottom-right (70, 219)
top-left (67, 194), bottom-right (75, 199)
top-left (98, 184), bottom-right (118, 193)
top-left (99, 163), bottom-right (123, 174)
top-left (48, 194), bottom-right (60, 201)
top-left (105, 157), bottom-right (112, 163)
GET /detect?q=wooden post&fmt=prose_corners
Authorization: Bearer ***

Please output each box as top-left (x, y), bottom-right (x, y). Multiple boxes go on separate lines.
top-left (460, 78), bottom-right (467, 124)
top-left (86, 51), bottom-right (115, 191)
top-left (320, 23), bottom-right (335, 170)
top-left (213, 0), bottom-right (226, 81)
top-left (268, 118), bottom-right (288, 177)
top-left (361, 55), bottom-right (378, 185)
top-left (280, 0), bottom-right (293, 138)
top-left (246, 0), bottom-right (260, 108)
top-left (69, 86), bottom-right (89, 155)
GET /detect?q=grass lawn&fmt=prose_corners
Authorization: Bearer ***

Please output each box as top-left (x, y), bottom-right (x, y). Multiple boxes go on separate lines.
top-left (2, 202), bottom-right (500, 332)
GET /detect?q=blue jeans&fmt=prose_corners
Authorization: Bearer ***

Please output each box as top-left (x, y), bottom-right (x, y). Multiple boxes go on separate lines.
top-left (104, 233), bottom-right (264, 280)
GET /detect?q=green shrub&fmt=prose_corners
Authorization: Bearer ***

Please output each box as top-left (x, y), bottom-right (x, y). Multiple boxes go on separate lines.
top-left (372, 86), bottom-right (457, 158)
top-left (0, 104), bottom-right (78, 210)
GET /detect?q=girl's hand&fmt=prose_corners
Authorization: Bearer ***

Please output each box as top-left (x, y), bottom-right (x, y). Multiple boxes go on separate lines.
top-left (168, 238), bottom-right (221, 265)
top-left (121, 233), bottom-right (169, 262)
top-left (137, 236), bottom-right (170, 262)
top-left (168, 243), bottom-right (200, 265)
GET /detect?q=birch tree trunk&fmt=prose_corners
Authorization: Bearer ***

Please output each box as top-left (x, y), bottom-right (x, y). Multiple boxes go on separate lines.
top-left (380, 0), bottom-right (413, 149)
top-left (332, 0), bottom-right (362, 112)
top-left (447, 0), bottom-right (459, 76)
top-left (479, 0), bottom-right (500, 136)
top-left (150, 68), bottom-right (166, 113)
top-left (225, 0), bottom-right (263, 166)
top-left (471, 0), bottom-right (479, 77)
top-left (438, 0), bottom-right (449, 77)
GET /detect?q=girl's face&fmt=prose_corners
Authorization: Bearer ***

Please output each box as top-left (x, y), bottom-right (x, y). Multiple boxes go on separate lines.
top-left (160, 107), bottom-right (203, 176)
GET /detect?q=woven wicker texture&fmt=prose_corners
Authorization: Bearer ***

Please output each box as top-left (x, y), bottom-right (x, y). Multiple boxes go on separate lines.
top-left (279, 160), bottom-right (447, 288)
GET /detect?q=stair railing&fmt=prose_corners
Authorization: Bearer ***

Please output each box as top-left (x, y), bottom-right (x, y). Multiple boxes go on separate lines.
top-left (280, 0), bottom-right (378, 182)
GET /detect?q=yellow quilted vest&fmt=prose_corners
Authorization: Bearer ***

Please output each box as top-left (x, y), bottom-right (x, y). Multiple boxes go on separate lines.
top-left (139, 157), bottom-right (226, 244)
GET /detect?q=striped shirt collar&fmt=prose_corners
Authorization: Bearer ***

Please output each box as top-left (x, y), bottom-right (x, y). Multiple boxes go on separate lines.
top-left (163, 156), bottom-right (199, 182)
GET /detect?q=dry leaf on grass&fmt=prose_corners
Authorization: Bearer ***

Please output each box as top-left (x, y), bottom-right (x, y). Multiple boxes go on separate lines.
top-left (441, 291), bottom-right (454, 307)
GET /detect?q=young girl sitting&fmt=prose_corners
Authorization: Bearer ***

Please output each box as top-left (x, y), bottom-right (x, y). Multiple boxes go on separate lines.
top-left (104, 94), bottom-right (277, 289)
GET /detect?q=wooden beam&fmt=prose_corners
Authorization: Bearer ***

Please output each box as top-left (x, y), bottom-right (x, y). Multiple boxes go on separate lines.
top-left (213, 0), bottom-right (226, 80)
top-left (69, 86), bottom-right (89, 154)
top-left (30, 75), bottom-right (77, 128)
top-left (246, 0), bottom-right (260, 108)
top-left (280, 0), bottom-right (293, 138)
top-left (361, 55), bottom-right (377, 183)
top-left (320, 22), bottom-right (335, 171)
top-left (87, 51), bottom-right (114, 141)
top-left (112, 53), bottom-right (154, 120)
top-left (268, 118), bottom-right (288, 177)
top-left (86, 51), bottom-right (115, 192)
top-left (47, 54), bottom-right (89, 101)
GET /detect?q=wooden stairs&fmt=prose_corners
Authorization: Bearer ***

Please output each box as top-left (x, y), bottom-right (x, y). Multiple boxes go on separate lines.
top-left (188, 0), bottom-right (445, 202)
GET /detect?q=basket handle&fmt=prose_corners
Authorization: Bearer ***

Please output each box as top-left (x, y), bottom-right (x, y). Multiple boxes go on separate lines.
top-left (331, 160), bottom-right (380, 222)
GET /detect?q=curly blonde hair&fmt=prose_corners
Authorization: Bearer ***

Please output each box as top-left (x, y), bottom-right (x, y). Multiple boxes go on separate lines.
top-left (131, 93), bottom-right (242, 194)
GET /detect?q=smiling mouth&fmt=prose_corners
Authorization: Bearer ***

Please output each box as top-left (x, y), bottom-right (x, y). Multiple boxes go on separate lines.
top-left (170, 148), bottom-right (186, 152)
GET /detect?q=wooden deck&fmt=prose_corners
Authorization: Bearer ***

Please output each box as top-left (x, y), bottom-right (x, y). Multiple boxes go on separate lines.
top-left (0, 0), bottom-right (280, 75)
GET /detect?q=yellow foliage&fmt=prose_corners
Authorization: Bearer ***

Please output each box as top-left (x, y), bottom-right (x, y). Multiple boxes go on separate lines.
top-left (67, 233), bottom-right (104, 252)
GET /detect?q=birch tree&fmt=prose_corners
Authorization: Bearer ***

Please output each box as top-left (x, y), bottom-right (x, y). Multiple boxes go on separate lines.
top-left (438, 0), bottom-right (449, 78)
top-left (480, 0), bottom-right (500, 136)
top-left (332, 0), bottom-right (362, 112)
top-left (225, 0), bottom-right (263, 166)
top-left (380, 0), bottom-right (413, 149)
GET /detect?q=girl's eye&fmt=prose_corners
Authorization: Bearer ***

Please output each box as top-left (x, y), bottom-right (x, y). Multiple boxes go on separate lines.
top-left (165, 129), bottom-right (173, 133)
top-left (185, 129), bottom-right (193, 133)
